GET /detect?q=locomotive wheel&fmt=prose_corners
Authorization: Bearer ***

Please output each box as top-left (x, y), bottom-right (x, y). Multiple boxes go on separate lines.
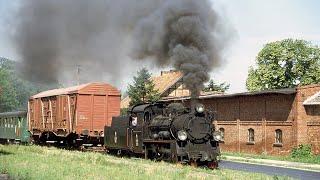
top-left (207, 161), bottom-right (218, 169)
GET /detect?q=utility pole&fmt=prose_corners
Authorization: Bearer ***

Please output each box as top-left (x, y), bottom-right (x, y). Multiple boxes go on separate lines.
top-left (76, 65), bottom-right (81, 85)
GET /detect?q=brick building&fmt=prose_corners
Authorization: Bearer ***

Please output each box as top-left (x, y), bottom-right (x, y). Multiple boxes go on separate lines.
top-left (121, 70), bottom-right (219, 108)
top-left (121, 70), bottom-right (320, 155)
top-left (121, 70), bottom-right (189, 109)
top-left (164, 84), bottom-right (320, 155)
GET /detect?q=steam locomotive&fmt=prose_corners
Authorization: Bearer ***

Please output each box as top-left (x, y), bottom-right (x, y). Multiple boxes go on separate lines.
top-left (104, 102), bottom-right (222, 168)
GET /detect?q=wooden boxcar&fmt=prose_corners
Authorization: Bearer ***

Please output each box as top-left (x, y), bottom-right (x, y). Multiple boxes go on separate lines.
top-left (0, 111), bottom-right (30, 143)
top-left (28, 82), bottom-right (120, 146)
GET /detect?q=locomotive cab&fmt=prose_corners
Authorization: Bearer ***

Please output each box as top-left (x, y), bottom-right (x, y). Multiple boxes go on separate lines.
top-left (104, 103), bottom-right (165, 154)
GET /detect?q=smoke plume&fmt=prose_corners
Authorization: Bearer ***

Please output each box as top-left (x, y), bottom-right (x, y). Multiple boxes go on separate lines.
top-left (13, 0), bottom-right (231, 97)
top-left (131, 0), bottom-right (229, 98)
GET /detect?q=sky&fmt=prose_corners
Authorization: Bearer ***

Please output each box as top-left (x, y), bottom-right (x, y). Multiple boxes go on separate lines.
top-left (0, 0), bottom-right (319, 93)
top-left (211, 0), bottom-right (320, 92)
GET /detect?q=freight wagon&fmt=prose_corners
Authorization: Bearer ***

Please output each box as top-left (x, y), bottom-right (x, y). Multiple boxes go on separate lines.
top-left (28, 82), bottom-right (120, 146)
top-left (0, 111), bottom-right (30, 144)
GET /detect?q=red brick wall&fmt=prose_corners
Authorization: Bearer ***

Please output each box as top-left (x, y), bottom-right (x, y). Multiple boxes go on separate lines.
top-left (216, 122), bottom-right (238, 152)
top-left (239, 96), bottom-right (265, 121)
top-left (296, 85), bottom-right (320, 154)
top-left (239, 123), bottom-right (264, 154)
top-left (214, 98), bottom-right (238, 121)
top-left (200, 93), bottom-right (297, 155)
top-left (201, 94), bottom-right (295, 122)
top-left (265, 124), bottom-right (294, 155)
top-left (266, 95), bottom-right (295, 121)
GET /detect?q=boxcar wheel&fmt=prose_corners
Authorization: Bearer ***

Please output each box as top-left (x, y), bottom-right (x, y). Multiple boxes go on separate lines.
top-left (207, 161), bottom-right (218, 169)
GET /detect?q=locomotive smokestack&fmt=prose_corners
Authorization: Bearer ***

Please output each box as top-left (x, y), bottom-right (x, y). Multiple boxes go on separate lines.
top-left (190, 98), bottom-right (198, 113)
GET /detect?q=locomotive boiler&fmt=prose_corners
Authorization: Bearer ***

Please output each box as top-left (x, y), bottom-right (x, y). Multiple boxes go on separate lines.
top-left (104, 102), bottom-right (222, 168)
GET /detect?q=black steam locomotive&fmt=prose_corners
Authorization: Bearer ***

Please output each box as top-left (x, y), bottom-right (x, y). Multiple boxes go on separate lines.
top-left (104, 102), bottom-right (222, 168)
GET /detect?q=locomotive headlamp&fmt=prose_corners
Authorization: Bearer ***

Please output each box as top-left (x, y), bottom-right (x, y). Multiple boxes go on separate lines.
top-left (177, 130), bottom-right (188, 141)
top-left (213, 131), bottom-right (222, 141)
top-left (195, 104), bottom-right (205, 113)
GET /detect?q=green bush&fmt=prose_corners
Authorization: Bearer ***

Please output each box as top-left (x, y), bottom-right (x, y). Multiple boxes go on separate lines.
top-left (291, 144), bottom-right (312, 159)
top-left (120, 108), bottom-right (128, 116)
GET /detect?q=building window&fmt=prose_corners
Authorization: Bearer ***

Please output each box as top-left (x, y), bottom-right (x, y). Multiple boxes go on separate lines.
top-left (275, 129), bottom-right (283, 144)
top-left (248, 128), bottom-right (254, 143)
top-left (219, 128), bottom-right (225, 141)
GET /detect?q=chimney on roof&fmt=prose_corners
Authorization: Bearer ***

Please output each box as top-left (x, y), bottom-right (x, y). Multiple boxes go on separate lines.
top-left (161, 70), bottom-right (178, 76)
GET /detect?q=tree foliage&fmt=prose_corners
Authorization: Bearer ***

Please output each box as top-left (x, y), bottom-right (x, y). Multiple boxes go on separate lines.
top-left (127, 68), bottom-right (160, 106)
top-left (203, 79), bottom-right (230, 92)
top-left (0, 57), bottom-right (58, 112)
top-left (0, 67), bottom-right (18, 112)
top-left (246, 39), bottom-right (320, 91)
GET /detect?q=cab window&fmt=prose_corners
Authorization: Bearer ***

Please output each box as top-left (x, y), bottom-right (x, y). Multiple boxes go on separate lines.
top-left (144, 112), bottom-right (150, 122)
top-left (130, 113), bottom-right (138, 127)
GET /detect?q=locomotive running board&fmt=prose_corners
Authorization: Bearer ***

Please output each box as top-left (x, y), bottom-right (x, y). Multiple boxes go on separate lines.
top-left (82, 144), bottom-right (93, 147)
top-left (143, 140), bottom-right (175, 144)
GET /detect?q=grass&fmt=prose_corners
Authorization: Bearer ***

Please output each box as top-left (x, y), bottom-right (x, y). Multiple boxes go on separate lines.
top-left (222, 151), bottom-right (320, 165)
top-left (0, 145), bottom-right (291, 180)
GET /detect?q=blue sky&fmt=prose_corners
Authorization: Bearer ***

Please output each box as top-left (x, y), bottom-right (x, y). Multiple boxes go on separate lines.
top-left (1, 0), bottom-right (319, 92)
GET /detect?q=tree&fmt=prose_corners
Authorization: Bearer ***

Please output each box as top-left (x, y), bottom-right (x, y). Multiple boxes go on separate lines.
top-left (127, 68), bottom-right (160, 106)
top-left (0, 68), bottom-right (19, 112)
top-left (203, 79), bottom-right (230, 92)
top-left (246, 39), bottom-right (320, 91)
top-left (0, 57), bottom-right (60, 112)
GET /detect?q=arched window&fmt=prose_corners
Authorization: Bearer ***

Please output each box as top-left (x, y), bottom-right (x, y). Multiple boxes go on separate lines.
top-left (275, 129), bottom-right (282, 144)
top-left (219, 128), bottom-right (225, 141)
top-left (248, 128), bottom-right (254, 142)
top-left (11, 117), bottom-right (14, 128)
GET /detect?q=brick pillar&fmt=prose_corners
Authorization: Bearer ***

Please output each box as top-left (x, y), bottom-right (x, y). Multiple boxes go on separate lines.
top-left (263, 96), bottom-right (267, 153)
top-left (237, 119), bottom-right (240, 153)
top-left (296, 87), bottom-right (308, 145)
top-left (262, 118), bottom-right (267, 153)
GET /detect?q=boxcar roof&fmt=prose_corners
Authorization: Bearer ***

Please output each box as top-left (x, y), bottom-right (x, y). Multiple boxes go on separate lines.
top-left (31, 82), bottom-right (119, 99)
top-left (0, 111), bottom-right (27, 118)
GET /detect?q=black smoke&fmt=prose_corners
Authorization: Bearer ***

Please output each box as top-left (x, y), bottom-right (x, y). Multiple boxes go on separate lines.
top-left (13, 0), bottom-right (231, 97)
